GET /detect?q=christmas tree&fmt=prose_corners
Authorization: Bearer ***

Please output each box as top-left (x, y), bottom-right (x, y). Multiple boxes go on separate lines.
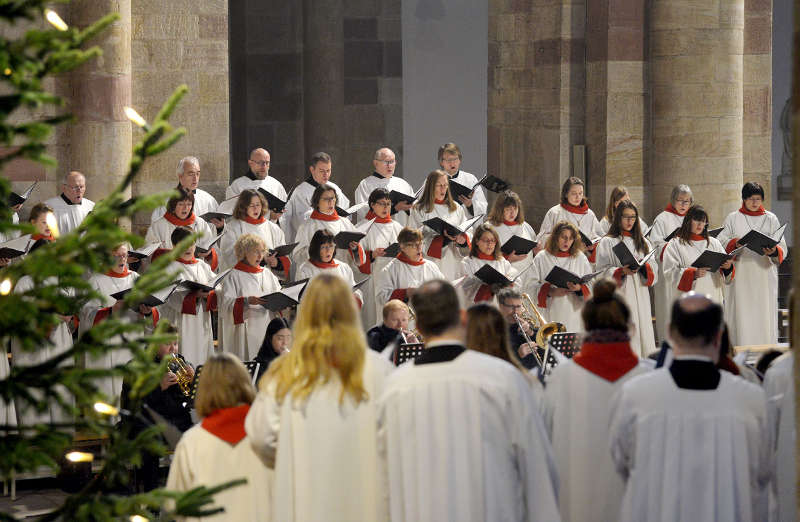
top-left (0, 2), bottom-right (241, 520)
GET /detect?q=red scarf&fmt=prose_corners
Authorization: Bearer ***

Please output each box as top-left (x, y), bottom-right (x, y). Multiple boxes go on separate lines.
top-left (555, 250), bottom-right (571, 257)
top-left (365, 210), bottom-right (377, 220)
top-left (373, 215), bottom-right (392, 224)
top-left (311, 209), bottom-right (339, 222)
top-left (31, 233), bottom-right (53, 241)
top-left (234, 261), bottom-right (262, 273)
top-left (164, 212), bottom-right (196, 227)
top-left (560, 201), bottom-right (588, 214)
top-left (664, 203), bottom-right (686, 216)
top-left (201, 404), bottom-right (251, 445)
top-left (244, 215), bottom-right (267, 225)
top-left (690, 233), bottom-right (705, 241)
top-left (621, 230), bottom-right (633, 237)
top-left (739, 204), bottom-right (766, 216)
top-left (434, 198), bottom-right (447, 205)
top-left (502, 220), bottom-right (519, 226)
top-left (573, 341), bottom-right (639, 382)
top-left (477, 252), bottom-right (496, 261)
top-left (310, 259), bottom-right (339, 269)
top-left (176, 257), bottom-right (198, 265)
top-left (397, 252), bottom-right (425, 266)
top-left (105, 268), bottom-right (130, 278)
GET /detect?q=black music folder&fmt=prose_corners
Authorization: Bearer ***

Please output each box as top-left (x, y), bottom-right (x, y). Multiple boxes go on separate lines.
top-left (612, 243), bottom-right (658, 272)
top-left (389, 190), bottom-right (417, 212)
top-left (268, 242), bottom-right (298, 257)
top-left (111, 282), bottom-right (179, 308)
top-left (335, 202), bottom-right (368, 218)
top-left (545, 266), bottom-right (603, 289)
top-left (708, 227), bottom-right (723, 238)
top-left (179, 268), bottom-right (232, 293)
top-left (663, 227), bottom-right (681, 242)
top-left (334, 230), bottom-right (366, 250)
top-left (261, 279), bottom-right (309, 311)
top-left (128, 242), bottom-right (161, 260)
top-left (690, 246), bottom-right (745, 272)
top-left (195, 232), bottom-right (223, 254)
top-left (500, 235), bottom-right (536, 256)
top-left (423, 213), bottom-right (484, 238)
top-left (739, 223), bottom-right (787, 255)
top-left (201, 197), bottom-right (237, 222)
top-left (578, 230), bottom-right (602, 249)
top-left (257, 188), bottom-right (288, 213)
top-left (0, 235), bottom-right (31, 259)
top-left (448, 174), bottom-right (509, 201)
top-left (9, 182), bottom-right (37, 207)
top-left (383, 242), bottom-right (401, 257)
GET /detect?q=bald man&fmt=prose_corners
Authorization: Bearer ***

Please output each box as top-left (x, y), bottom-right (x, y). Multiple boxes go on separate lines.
top-left (225, 148), bottom-right (287, 221)
top-left (150, 156), bottom-right (221, 226)
top-left (609, 293), bottom-right (771, 522)
top-left (353, 147), bottom-right (414, 225)
top-left (44, 171), bottom-right (95, 235)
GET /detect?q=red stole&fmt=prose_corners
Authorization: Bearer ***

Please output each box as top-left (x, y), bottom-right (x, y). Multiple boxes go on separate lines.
top-left (664, 203), bottom-right (686, 216)
top-left (397, 252), bottom-right (425, 266)
top-left (476, 252), bottom-right (496, 261)
top-left (573, 341), bottom-right (639, 382)
top-left (234, 261), bottom-right (263, 273)
top-left (739, 204), bottom-right (766, 216)
top-left (310, 210), bottom-right (339, 221)
top-left (244, 215), bottom-right (267, 225)
top-left (310, 259), bottom-right (339, 269)
top-left (560, 201), bottom-right (589, 214)
top-left (176, 257), bottom-right (199, 264)
top-left (502, 220), bottom-right (519, 226)
top-left (164, 212), bottom-right (196, 227)
top-left (31, 233), bottom-right (54, 241)
top-left (105, 268), bottom-right (130, 278)
top-left (201, 404), bottom-right (251, 445)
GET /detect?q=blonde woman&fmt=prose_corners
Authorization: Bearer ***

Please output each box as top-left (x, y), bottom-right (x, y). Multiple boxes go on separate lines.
top-left (167, 353), bottom-right (272, 521)
top-left (245, 274), bottom-right (393, 522)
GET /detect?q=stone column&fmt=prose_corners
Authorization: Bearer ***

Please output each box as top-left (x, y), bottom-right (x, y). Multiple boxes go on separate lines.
top-left (67, 1), bottom-right (132, 201)
top-left (303, 0), bottom-right (345, 164)
top-left (649, 0), bottom-right (744, 226)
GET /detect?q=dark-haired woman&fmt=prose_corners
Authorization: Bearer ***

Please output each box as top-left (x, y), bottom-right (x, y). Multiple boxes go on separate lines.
top-left (536, 177), bottom-right (602, 263)
top-left (255, 317), bottom-right (292, 379)
top-left (662, 205), bottom-right (734, 307)
top-left (543, 279), bottom-right (649, 522)
top-left (297, 230), bottom-right (364, 309)
top-left (145, 189), bottom-right (216, 257)
top-left (595, 201), bottom-right (657, 357)
top-left (717, 182), bottom-right (786, 345)
top-left (457, 223), bottom-right (517, 304)
top-left (486, 190), bottom-right (537, 273)
top-left (526, 221), bottom-right (592, 333)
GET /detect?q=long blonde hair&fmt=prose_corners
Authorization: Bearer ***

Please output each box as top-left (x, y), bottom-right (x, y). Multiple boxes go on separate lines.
top-left (264, 273), bottom-right (368, 405)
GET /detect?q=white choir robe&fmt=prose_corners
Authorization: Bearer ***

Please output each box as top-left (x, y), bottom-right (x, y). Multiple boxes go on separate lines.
top-left (217, 217), bottom-right (288, 277)
top-left (80, 270), bottom-right (159, 399)
top-left (543, 355), bottom-right (650, 522)
top-left (763, 353), bottom-right (795, 522)
top-left (536, 203), bottom-right (602, 247)
top-left (353, 173), bottom-right (414, 226)
top-left (144, 213), bottom-right (216, 251)
top-left (609, 367), bottom-right (772, 522)
top-left (595, 235), bottom-right (658, 357)
top-left (0, 211), bottom-right (20, 243)
top-left (281, 179), bottom-right (350, 242)
top-left (44, 195), bottom-right (95, 235)
top-left (150, 188), bottom-right (219, 223)
top-left (448, 170), bottom-right (488, 218)
top-left (296, 260), bottom-right (364, 310)
top-left (218, 264), bottom-right (280, 361)
top-left (292, 212), bottom-right (365, 272)
top-left (246, 350), bottom-right (394, 522)
top-left (597, 215), bottom-right (648, 236)
top-left (167, 413), bottom-right (274, 522)
top-left (376, 349), bottom-right (561, 522)
top-left (163, 259), bottom-right (216, 366)
top-left (408, 203), bottom-right (471, 280)
top-left (12, 275), bottom-right (74, 426)
top-left (662, 236), bottom-right (734, 307)
top-left (375, 256), bottom-right (445, 307)
top-left (354, 217), bottom-right (404, 328)
top-left (525, 250), bottom-right (592, 333)
top-left (457, 255), bottom-right (518, 305)
top-left (648, 207), bottom-right (686, 342)
top-left (491, 220), bottom-right (537, 274)
top-left (717, 208), bottom-right (786, 346)
top-left (0, 342), bottom-right (15, 428)
top-left (225, 173), bottom-right (287, 207)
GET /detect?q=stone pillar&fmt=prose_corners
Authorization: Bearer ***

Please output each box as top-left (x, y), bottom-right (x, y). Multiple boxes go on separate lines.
top-left (68, 1), bottom-right (132, 201)
top-left (649, 0), bottom-right (744, 226)
top-left (303, 0), bottom-right (345, 165)
top-left (584, 0), bottom-right (647, 218)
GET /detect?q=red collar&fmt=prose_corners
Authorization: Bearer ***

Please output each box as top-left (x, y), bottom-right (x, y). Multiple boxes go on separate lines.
top-left (374, 215), bottom-right (392, 224)
top-left (739, 204), bottom-right (766, 216)
top-left (311, 209), bottom-right (339, 221)
top-left (621, 230), bottom-right (633, 237)
top-left (555, 250), bottom-right (572, 257)
top-left (477, 252), bottom-right (496, 261)
top-left (31, 233), bottom-right (53, 241)
top-left (664, 203), bottom-right (686, 216)
top-left (201, 404), bottom-right (250, 445)
top-left (176, 257), bottom-right (199, 265)
top-left (560, 201), bottom-right (588, 214)
top-left (690, 233), bottom-right (705, 241)
top-left (365, 210), bottom-right (377, 220)
top-left (397, 252), bottom-right (425, 266)
top-left (310, 259), bottom-right (339, 269)
top-left (502, 219), bottom-right (519, 226)
top-left (244, 215), bottom-right (267, 225)
top-left (434, 198), bottom-right (447, 205)
top-left (165, 212), bottom-right (196, 226)
top-left (573, 341), bottom-right (639, 382)
top-left (234, 261), bottom-right (263, 273)
top-left (105, 268), bottom-right (130, 278)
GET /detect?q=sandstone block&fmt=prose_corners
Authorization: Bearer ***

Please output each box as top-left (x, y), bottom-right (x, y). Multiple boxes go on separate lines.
top-left (743, 85), bottom-right (771, 134)
top-left (181, 41), bottom-right (228, 71)
top-left (199, 14), bottom-right (227, 40)
top-left (743, 54), bottom-right (771, 85)
top-left (743, 135), bottom-right (771, 172)
top-left (132, 40), bottom-right (183, 71)
top-left (607, 61), bottom-right (645, 93)
top-left (133, 14), bottom-right (199, 40)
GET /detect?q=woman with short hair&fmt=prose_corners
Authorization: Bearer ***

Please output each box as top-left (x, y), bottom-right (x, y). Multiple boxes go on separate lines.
top-left (297, 229), bottom-right (364, 308)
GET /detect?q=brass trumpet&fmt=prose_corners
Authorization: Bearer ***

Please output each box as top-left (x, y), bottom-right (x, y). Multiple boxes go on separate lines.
top-left (167, 354), bottom-right (194, 397)
top-left (406, 303), bottom-right (424, 343)
top-left (514, 293), bottom-right (565, 375)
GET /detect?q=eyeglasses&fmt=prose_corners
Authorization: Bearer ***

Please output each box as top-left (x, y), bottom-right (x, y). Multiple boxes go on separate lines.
top-left (379, 160), bottom-right (396, 165)
top-left (320, 196), bottom-right (336, 202)
top-left (478, 238), bottom-right (497, 244)
top-left (621, 215), bottom-right (637, 221)
top-left (675, 198), bottom-right (692, 205)
top-left (401, 242), bottom-right (422, 249)
top-left (66, 185), bottom-right (85, 191)
top-left (250, 160), bottom-right (269, 167)
top-left (373, 201), bottom-right (392, 207)
top-left (500, 302), bottom-right (523, 310)
top-left (320, 243), bottom-right (336, 250)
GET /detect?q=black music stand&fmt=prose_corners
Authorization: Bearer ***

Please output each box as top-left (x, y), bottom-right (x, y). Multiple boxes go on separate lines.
top-left (394, 343), bottom-right (425, 365)
top-left (188, 365), bottom-right (204, 407)
top-left (243, 361), bottom-right (261, 385)
top-left (548, 332), bottom-right (582, 359)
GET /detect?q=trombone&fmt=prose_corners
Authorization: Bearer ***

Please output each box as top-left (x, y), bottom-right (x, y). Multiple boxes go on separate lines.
top-left (513, 293), bottom-right (565, 377)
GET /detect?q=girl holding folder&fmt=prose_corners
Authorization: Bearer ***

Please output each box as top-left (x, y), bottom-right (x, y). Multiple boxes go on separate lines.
top-left (595, 201), bottom-right (658, 357)
top-left (297, 230), bottom-right (364, 310)
top-left (486, 190), bottom-right (538, 273)
top-left (457, 223), bottom-right (518, 305)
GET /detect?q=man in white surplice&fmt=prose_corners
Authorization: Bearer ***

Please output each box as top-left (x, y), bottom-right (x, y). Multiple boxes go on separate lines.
top-left (150, 156), bottom-right (221, 228)
top-left (44, 171), bottom-right (95, 235)
top-left (377, 280), bottom-right (560, 522)
top-left (609, 293), bottom-right (772, 522)
top-left (353, 147), bottom-right (415, 225)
